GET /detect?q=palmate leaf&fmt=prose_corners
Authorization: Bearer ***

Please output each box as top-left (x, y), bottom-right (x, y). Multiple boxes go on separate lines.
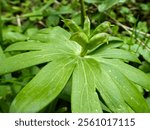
top-left (10, 57), bottom-right (76, 112)
top-left (0, 25), bottom-right (150, 113)
top-left (0, 27), bottom-right (81, 113)
top-left (71, 56), bottom-right (148, 113)
top-left (72, 58), bottom-right (102, 113)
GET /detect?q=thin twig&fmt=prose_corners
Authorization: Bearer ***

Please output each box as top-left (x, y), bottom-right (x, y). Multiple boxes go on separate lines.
top-left (105, 13), bottom-right (150, 51)
top-left (117, 22), bottom-right (150, 38)
top-left (16, 15), bottom-right (21, 27)
top-left (105, 12), bottom-right (150, 38)
top-left (136, 38), bottom-right (150, 51)
top-left (116, 22), bottom-right (150, 51)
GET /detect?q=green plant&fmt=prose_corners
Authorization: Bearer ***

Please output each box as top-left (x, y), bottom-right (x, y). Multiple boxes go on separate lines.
top-left (0, 16), bottom-right (150, 112)
top-left (0, 0), bottom-right (150, 113)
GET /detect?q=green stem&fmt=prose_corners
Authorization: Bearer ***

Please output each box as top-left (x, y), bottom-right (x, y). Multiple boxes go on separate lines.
top-left (0, 2), bottom-right (3, 45)
top-left (80, 47), bottom-right (87, 57)
top-left (79, 0), bottom-right (86, 27)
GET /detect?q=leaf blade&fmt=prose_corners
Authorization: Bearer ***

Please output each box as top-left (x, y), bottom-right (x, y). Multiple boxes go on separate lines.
top-left (99, 58), bottom-right (150, 90)
top-left (5, 41), bottom-right (50, 51)
top-left (95, 65), bottom-right (132, 112)
top-left (101, 64), bottom-right (150, 112)
top-left (98, 0), bottom-right (126, 12)
top-left (72, 58), bottom-right (102, 113)
top-left (0, 50), bottom-right (68, 74)
top-left (10, 57), bottom-right (76, 112)
top-left (92, 48), bottom-right (141, 63)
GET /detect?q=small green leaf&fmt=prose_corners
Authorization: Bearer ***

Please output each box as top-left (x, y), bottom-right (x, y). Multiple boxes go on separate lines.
top-left (98, 0), bottom-right (126, 12)
top-left (88, 33), bottom-right (109, 50)
top-left (3, 31), bottom-right (27, 42)
top-left (25, 28), bottom-right (38, 38)
top-left (63, 19), bottom-right (82, 33)
top-left (0, 85), bottom-right (11, 98)
top-left (91, 21), bottom-right (111, 36)
top-left (10, 57), bottom-right (76, 112)
top-left (46, 15), bottom-right (60, 26)
top-left (83, 16), bottom-right (91, 36)
top-left (70, 32), bottom-right (88, 48)
top-left (72, 58), bottom-right (102, 113)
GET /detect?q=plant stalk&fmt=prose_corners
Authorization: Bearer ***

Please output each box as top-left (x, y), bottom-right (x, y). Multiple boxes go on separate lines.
top-left (80, 47), bottom-right (87, 57)
top-left (79, 0), bottom-right (86, 27)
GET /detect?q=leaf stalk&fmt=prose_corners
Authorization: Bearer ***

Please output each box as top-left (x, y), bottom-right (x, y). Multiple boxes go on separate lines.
top-left (80, 47), bottom-right (87, 57)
